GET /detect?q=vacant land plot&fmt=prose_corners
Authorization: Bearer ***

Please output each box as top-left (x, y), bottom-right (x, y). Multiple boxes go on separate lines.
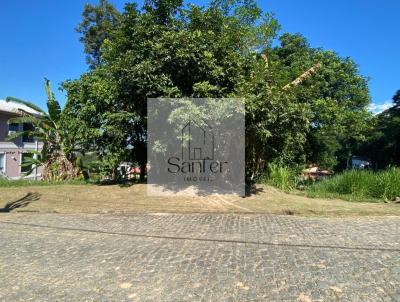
top-left (1, 184), bottom-right (399, 217)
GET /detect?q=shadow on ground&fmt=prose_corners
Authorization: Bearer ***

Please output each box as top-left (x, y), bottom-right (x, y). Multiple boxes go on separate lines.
top-left (0, 192), bottom-right (41, 213)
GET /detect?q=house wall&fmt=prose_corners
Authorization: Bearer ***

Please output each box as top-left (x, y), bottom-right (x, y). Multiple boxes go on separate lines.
top-left (0, 111), bottom-right (43, 179)
top-left (4, 149), bottom-right (22, 178)
top-left (0, 113), bottom-right (10, 141)
top-left (0, 145), bottom-right (44, 179)
top-left (0, 112), bottom-right (22, 145)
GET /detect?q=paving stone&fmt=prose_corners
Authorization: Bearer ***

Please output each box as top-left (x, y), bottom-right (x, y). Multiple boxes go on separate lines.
top-left (0, 213), bottom-right (399, 301)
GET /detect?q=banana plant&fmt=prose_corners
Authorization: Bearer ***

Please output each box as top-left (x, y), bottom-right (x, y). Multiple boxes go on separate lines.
top-left (6, 78), bottom-right (78, 180)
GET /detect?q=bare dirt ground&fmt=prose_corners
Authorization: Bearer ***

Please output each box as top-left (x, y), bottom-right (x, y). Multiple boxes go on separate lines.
top-left (1, 184), bottom-right (399, 217)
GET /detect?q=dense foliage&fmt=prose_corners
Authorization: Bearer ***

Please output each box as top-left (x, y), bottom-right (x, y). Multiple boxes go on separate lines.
top-left (307, 168), bottom-right (400, 202)
top-left (62, 0), bottom-right (373, 182)
top-left (356, 90), bottom-right (400, 168)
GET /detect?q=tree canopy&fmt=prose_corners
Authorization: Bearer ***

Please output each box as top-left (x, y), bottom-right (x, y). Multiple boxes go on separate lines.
top-left (64, 0), bottom-right (373, 181)
top-left (357, 90), bottom-right (400, 168)
top-left (76, 0), bottom-right (120, 68)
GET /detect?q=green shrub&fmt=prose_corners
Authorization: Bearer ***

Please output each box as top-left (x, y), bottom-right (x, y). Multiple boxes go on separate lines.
top-left (307, 168), bottom-right (400, 202)
top-left (263, 164), bottom-right (298, 191)
top-left (374, 168), bottom-right (400, 200)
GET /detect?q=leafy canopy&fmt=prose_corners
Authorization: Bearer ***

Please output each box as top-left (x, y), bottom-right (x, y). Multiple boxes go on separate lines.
top-left (65, 0), bottom-right (372, 180)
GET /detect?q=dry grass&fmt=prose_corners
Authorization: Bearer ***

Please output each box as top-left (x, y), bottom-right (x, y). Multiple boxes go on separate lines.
top-left (0, 184), bottom-right (399, 217)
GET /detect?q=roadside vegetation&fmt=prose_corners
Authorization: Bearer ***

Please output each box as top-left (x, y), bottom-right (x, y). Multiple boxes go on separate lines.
top-left (1, 184), bottom-right (400, 217)
top-left (2, 0), bottom-right (399, 208)
top-left (262, 164), bottom-right (299, 192)
top-left (63, 0), bottom-right (372, 184)
top-left (262, 166), bottom-right (400, 203)
top-left (306, 168), bottom-right (400, 202)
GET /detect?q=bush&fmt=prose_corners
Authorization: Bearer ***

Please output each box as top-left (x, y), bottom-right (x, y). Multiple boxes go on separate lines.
top-left (263, 164), bottom-right (298, 191)
top-left (307, 168), bottom-right (400, 201)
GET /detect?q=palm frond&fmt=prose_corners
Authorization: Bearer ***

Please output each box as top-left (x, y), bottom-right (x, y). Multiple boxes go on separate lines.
top-left (21, 156), bottom-right (42, 165)
top-left (5, 130), bottom-right (41, 142)
top-left (5, 131), bottom-right (24, 141)
top-left (20, 153), bottom-right (42, 176)
top-left (24, 150), bottom-right (42, 156)
top-left (7, 116), bottom-right (41, 125)
top-left (44, 78), bottom-right (61, 122)
top-left (5, 96), bottom-right (46, 114)
top-left (21, 165), bottom-right (41, 177)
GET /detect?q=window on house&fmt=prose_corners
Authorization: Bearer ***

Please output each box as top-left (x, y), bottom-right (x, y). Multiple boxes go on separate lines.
top-left (21, 153), bottom-right (34, 174)
top-left (8, 123), bottom-right (19, 132)
top-left (0, 154), bottom-right (5, 172)
top-left (22, 123), bottom-right (35, 143)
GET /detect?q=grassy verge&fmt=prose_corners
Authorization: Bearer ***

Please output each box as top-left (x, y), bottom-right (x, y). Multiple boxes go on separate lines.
top-left (306, 168), bottom-right (400, 202)
top-left (0, 178), bottom-right (90, 187)
top-left (1, 183), bottom-right (399, 217)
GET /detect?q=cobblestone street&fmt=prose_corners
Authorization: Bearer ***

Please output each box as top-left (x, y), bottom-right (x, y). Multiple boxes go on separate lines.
top-left (0, 213), bottom-right (399, 301)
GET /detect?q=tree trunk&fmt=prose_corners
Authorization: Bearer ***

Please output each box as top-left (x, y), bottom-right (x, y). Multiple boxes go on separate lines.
top-left (139, 160), bottom-right (146, 182)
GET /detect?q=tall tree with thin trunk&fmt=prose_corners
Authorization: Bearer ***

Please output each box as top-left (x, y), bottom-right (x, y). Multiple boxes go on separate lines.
top-left (76, 0), bottom-right (120, 69)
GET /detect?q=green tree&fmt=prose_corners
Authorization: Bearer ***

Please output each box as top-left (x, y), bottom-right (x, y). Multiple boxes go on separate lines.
top-left (270, 33), bottom-right (371, 169)
top-left (393, 90), bottom-right (400, 109)
top-left (359, 90), bottom-right (400, 168)
top-left (236, 56), bottom-right (310, 181)
top-left (66, 0), bottom-right (280, 181)
top-left (66, 0), bottom-right (372, 182)
top-left (76, 0), bottom-right (120, 69)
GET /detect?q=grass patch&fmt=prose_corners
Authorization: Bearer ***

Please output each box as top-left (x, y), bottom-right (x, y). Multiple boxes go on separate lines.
top-left (1, 183), bottom-right (399, 217)
top-left (262, 164), bottom-right (298, 191)
top-left (0, 178), bottom-right (90, 187)
top-left (307, 168), bottom-right (400, 202)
